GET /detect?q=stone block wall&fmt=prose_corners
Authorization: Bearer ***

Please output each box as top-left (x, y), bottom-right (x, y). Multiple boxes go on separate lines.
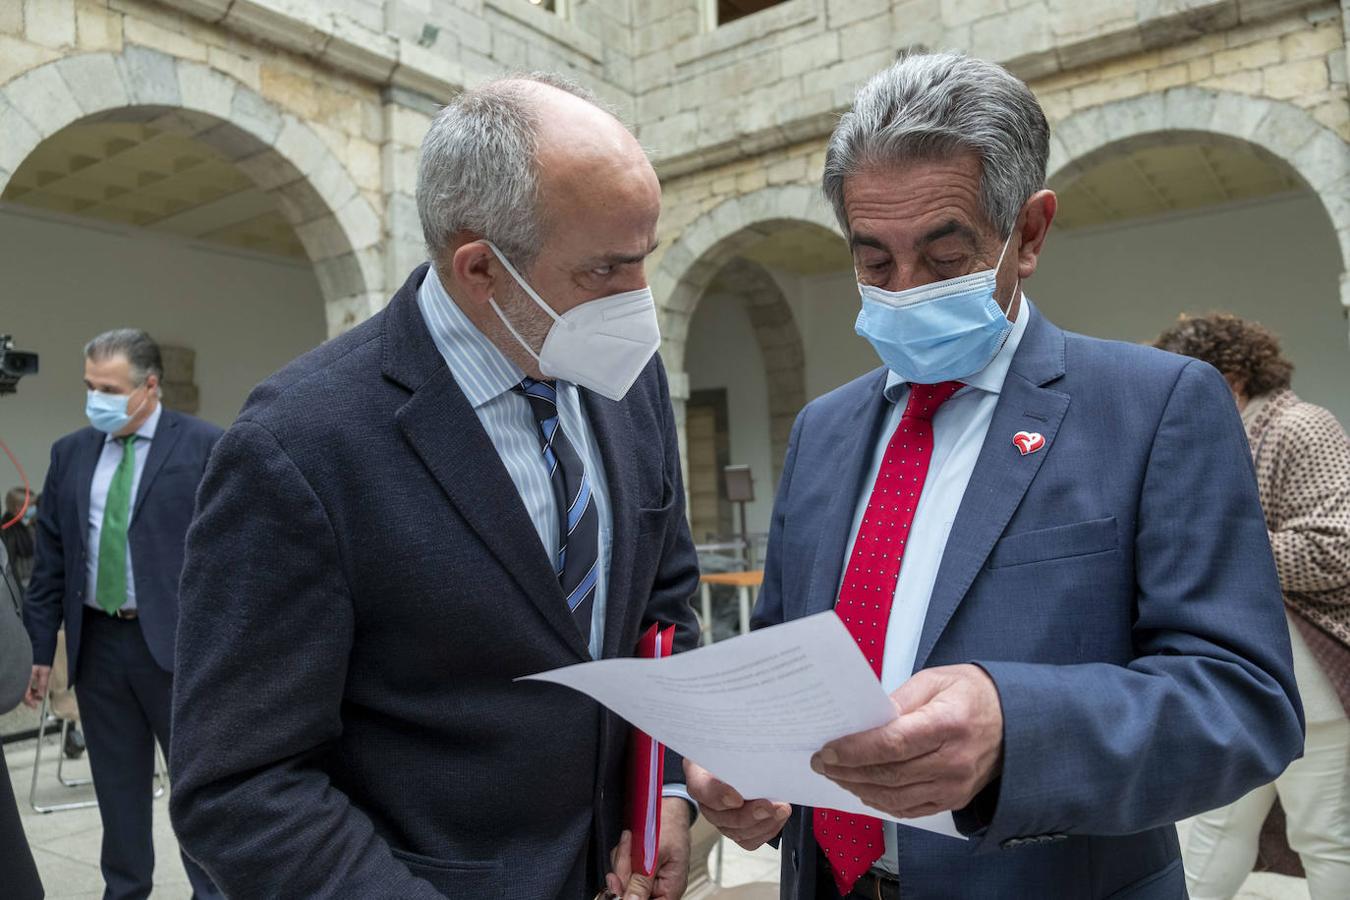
top-left (650, 3), bottom-right (1349, 283)
top-left (633, 1), bottom-right (1341, 173)
top-left (158, 343), bottom-right (199, 413)
top-left (647, 2), bottom-right (1350, 410)
top-left (0, 0), bottom-right (1346, 349)
top-left (383, 0), bottom-right (635, 112)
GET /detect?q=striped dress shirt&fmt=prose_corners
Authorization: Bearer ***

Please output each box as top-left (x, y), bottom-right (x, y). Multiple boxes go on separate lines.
top-left (416, 267), bottom-right (613, 659)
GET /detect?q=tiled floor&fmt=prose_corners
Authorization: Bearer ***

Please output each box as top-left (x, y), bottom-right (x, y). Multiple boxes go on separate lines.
top-left (6, 735), bottom-right (189, 899)
top-left (5, 734), bottom-right (1313, 899)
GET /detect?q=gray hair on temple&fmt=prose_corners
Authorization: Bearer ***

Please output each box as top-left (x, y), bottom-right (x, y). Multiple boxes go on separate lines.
top-left (416, 72), bottom-right (606, 268)
top-left (822, 50), bottom-right (1051, 239)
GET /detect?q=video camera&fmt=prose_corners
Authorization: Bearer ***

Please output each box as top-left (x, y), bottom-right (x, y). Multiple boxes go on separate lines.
top-left (0, 335), bottom-right (38, 395)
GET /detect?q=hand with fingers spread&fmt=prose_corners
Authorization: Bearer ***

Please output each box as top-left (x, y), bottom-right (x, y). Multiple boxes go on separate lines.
top-left (683, 759), bottom-right (791, 851)
top-left (811, 664), bottom-right (1004, 820)
top-left (605, 797), bottom-right (692, 900)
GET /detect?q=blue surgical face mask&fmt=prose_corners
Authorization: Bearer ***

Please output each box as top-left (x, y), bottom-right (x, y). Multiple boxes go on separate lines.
top-left (22, 506), bottom-right (36, 526)
top-left (85, 388), bottom-right (143, 435)
top-left (855, 231), bottom-right (1018, 384)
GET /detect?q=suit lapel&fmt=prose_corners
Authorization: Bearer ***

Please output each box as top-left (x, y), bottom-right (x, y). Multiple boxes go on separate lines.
top-left (131, 410), bottom-right (181, 524)
top-left (804, 369), bottom-right (893, 617)
top-left (582, 392), bottom-right (638, 659)
top-left (913, 309), bottom-right (1069, 670)
top-left (385, 267), bottom-right (591, 662)
top-left (73, 430), bottom-right (104, 547)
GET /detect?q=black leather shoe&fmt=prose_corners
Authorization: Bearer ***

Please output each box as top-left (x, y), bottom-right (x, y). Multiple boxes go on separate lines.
top-left (63, 726), bottom-right (86, 759)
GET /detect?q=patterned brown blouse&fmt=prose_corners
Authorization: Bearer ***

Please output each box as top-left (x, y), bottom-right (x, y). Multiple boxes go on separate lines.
top-left (1244, 389), bottom-right (1350, 716)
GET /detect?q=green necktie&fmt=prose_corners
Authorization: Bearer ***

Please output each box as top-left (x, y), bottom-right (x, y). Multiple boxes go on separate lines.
top-left (96, 435), bottom-right (137, 615)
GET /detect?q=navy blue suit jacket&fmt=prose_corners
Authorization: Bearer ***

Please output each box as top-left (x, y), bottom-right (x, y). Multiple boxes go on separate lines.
top-left (25, 409), bottom-right (222, 681)
top-left (757, 307), bottom-right (1304, 900)
top-left (169, 265), bottom-right (701, 899)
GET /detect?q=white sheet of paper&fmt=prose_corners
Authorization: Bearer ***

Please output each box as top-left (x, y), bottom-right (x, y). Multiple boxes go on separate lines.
top-left (522, 611), bottom-right (962, 839)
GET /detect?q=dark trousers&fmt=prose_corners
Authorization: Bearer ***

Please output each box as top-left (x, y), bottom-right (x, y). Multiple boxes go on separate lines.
top-left (1, 751), bottom-right (44, 899)
top-left (77, 609), bottom-right (220, 900)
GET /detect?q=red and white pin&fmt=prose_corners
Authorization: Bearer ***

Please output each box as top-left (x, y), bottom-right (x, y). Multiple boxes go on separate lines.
top-left (1012, 431), bottom-right (1046, 456)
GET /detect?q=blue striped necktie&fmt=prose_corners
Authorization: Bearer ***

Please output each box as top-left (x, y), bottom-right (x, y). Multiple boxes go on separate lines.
top-left (515, 378), bottom-right (599, 644)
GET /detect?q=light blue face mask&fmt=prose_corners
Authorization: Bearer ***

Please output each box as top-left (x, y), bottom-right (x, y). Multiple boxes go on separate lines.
top-left (85, 389), bottom-right (142, 435)
top-left (855, 231), bottom-right (1017, 384)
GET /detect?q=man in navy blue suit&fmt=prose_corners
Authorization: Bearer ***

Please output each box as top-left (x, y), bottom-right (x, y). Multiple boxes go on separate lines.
top-left (169, 75), bottom-right (700, 899)
top-left (24, 329), bottom-right (222, 900)
top-left (687, 52), bottom-right (1304, 899)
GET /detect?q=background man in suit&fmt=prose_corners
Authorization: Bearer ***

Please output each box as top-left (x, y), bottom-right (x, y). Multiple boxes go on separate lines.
top-left (170, 74), bottom-right (700, 899)
top-left (23, 328), bottom-right (222, 900)
top-left (687, 52), bottom-right (1304, 899)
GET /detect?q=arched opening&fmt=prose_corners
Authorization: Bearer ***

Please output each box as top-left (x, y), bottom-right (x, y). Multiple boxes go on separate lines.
top-left (1035, 129), bottom-right (1349, 425)
top-left (0, 50), bottom-right (381, 489)
top-left (677, 217), bottom-right (855, 544)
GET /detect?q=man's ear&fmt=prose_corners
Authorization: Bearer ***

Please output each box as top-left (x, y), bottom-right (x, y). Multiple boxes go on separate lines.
top-left (1016, 189), bottom-right (1056, 280)
top-left (449, 239), bottom-right (496, 308)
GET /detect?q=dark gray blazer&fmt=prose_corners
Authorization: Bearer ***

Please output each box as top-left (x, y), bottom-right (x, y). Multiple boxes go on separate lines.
top-left (25, 409), bottom-right (222, 680)
top-left (169, 265), bottom-right (700, 899)
top-left (758, 308), bottom-right (1304, 899)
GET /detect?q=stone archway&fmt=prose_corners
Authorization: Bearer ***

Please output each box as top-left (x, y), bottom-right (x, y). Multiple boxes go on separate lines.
top-left (653, 183), bottom-right (844, 498)
top-left (0, 47), bottom-right (384, 336)
top-left (1046, 87), bottom-right (1350, 339)
top-left (702, 258), bottom-right (806, 482)
top-left (651, 184), bottom-right (842, 367)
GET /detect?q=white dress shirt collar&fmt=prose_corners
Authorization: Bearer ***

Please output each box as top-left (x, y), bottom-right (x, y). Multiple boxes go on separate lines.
top-left (106, 400), bottom-right (162, 446)
top-left (418, 265), bottom-right (526, 409)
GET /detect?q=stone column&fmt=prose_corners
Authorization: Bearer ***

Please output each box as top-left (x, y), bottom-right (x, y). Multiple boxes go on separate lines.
top-left (381, 87), bottom-right (436, 291)
top-left (159, 345), bottom-right (200, 414)
top-left (666, 367), bottom-right (693, 524)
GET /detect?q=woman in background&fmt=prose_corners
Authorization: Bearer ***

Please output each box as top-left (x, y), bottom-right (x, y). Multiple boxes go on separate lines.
top-left (1155, 313), bottom-right (1350, 899)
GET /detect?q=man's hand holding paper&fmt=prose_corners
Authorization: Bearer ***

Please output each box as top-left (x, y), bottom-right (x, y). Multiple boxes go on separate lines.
top-left (683, 660), bottom-right (1003, 852)
top-left (811, 664), bottom-right (1004, 822)
top-left (683, 761), bottom-right (791, 851)
top-left (523, 612), bottom-right (964, 841)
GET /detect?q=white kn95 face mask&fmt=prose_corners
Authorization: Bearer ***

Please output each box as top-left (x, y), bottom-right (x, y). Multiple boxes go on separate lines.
top-left (485, 241), bottom-right (662, 402)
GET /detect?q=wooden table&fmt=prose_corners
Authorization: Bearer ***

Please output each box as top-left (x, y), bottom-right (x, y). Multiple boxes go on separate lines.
top-left (697, 570), bottom-right (764, 644)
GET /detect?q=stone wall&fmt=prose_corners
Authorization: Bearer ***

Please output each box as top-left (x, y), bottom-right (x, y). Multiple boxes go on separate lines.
top-left (649, 3), bottom-right (1350, 391)
top-left (632, 0), bottom-right (1339, 175)
top-left (0, 0), bottom-right (1346, 350)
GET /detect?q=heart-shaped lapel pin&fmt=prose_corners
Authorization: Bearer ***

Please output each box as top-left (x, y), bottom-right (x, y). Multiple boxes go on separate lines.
top-left (1013, 431), bottom-right (1046, 456)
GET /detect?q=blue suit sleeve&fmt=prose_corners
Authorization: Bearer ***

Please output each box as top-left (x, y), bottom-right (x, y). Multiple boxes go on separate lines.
top-left (24, 443), bottom-right (68, 667)
top-left (973, 360), bottom-right (1304, 849)
top-left (750, 406), bottom-right (807, 846)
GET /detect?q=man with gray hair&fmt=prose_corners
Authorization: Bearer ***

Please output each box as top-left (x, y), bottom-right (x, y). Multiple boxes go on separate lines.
top-left (170, 75), bottom-right (700, 899)
top-left (687, 52), bottom-right (1302, 898)
top-left (24, 328), bottom-right (223, 899)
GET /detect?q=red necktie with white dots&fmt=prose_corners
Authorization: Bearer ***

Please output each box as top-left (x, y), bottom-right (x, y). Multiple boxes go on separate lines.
top-left (814, 380), bottom-right (963, 896)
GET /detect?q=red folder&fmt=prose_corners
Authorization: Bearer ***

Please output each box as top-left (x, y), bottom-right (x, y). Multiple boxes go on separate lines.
top-left (627, 623), bottom-right (676, 877)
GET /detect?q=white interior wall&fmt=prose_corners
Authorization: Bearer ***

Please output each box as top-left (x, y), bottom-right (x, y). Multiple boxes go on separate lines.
top-left (684, 290), bottom-right (777, 535)
top-left (683, 189), bottom-right (1349, 538)
top-left (0, 206), bottom-right (327, 490)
